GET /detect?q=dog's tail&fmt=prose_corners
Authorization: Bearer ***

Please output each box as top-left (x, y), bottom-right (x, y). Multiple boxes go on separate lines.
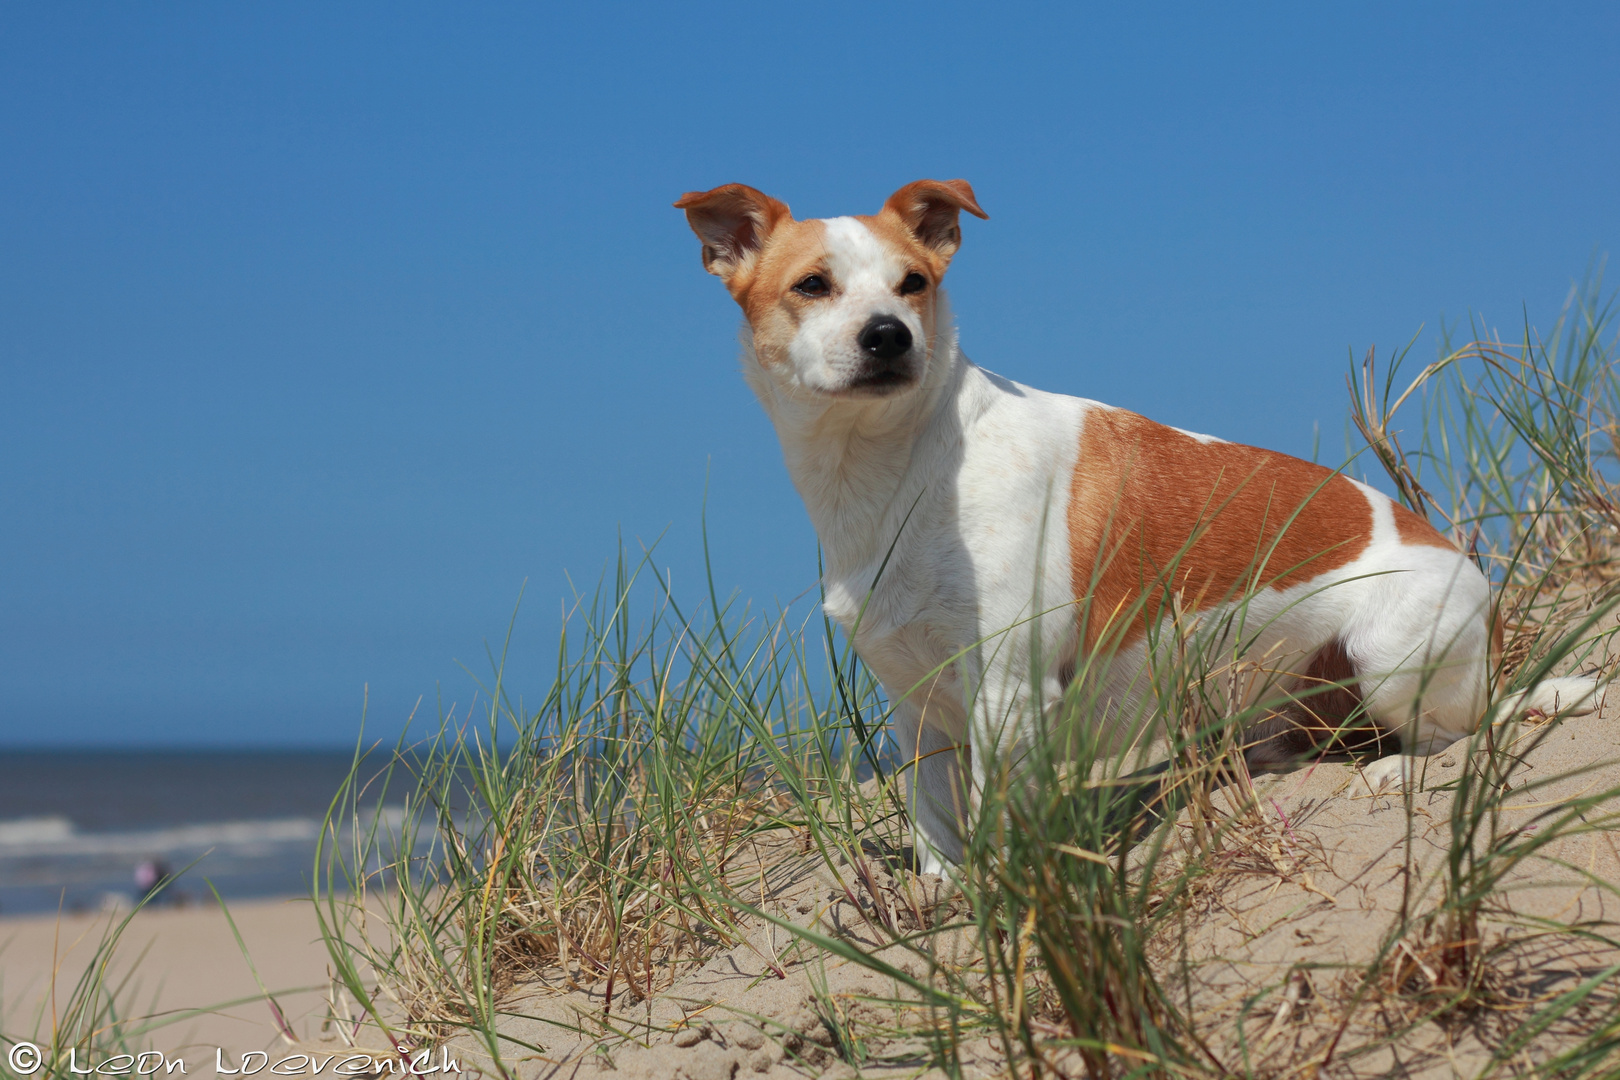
top-left (1488, 610), bottom-right (1605, 721)
top-left (1494, 675), bottom-right (1603, 722)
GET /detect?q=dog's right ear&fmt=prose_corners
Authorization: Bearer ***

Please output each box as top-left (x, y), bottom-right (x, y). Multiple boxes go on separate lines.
top-left (674, 184), bottom-right (793, 281)
top-left (882, 180), bottom-right (987, 263)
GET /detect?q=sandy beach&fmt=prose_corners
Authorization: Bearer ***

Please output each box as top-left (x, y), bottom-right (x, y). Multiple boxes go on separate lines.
top-left (4, 696), bottom-right (1618, 1079)
top-left (447, 698), bottom-right (1620, 1079)
top-left (1, 897), bottom-right (335, 1061)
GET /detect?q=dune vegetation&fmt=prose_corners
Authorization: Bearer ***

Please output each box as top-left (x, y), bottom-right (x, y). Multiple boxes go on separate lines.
top-left (10, 283), bottom-right (1620, 1080)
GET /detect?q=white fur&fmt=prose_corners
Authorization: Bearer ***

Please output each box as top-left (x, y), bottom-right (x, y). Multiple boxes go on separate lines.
top-left (734, 217), bottom-right (1600, 868)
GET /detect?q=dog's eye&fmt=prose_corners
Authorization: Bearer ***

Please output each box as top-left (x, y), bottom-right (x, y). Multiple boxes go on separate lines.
top-left (793, 274), bottom-right (830, 297)
top-left (900, 272), bottom-right (928, 295)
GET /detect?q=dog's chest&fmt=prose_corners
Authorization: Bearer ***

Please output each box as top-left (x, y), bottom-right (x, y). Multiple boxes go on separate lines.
top-left (809, 371), bottom-right (1088, 697)
top-left (821, 536), bottom-right (976, 688)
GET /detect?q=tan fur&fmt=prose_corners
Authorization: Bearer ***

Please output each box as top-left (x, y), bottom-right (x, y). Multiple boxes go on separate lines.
top-left (879, 179), bottom-right (988, 258)
top-left (735, 218), bottom-right (829, 367)
top-left (672, 184), bottom-right (791, 281)
top-left (1068, 407), bottom-right (1380, 652)
top-left (1395, 505), bottom-right (1457, 550)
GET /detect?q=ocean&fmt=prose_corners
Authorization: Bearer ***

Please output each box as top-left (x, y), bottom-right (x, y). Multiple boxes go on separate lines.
top-left (0, 749), bottom-right (407, 916)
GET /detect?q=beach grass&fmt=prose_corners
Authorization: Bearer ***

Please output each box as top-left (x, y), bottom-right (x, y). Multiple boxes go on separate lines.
top-left (303, 281), bottom-right (1620, 1078)
top-left (8, 281), bottom-right (1619, 1080)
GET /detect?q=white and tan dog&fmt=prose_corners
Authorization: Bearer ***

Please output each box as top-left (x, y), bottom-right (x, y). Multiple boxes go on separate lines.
top-left (677, 179), bottom-right (1598, 872)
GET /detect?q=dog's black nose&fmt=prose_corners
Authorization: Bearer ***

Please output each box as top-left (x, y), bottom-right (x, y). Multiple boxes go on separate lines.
top-left (857, 316), bottom-right (913, 360)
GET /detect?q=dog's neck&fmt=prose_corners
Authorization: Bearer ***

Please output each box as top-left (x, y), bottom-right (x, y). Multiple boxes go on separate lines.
top-left (741, 300), bottom-right (966, 580)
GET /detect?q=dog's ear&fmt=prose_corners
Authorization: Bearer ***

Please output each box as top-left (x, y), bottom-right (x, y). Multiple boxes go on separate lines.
top-left (674, 184), bottom-right (793, 280)
top-left (882, 180), bottom-right (988, 262)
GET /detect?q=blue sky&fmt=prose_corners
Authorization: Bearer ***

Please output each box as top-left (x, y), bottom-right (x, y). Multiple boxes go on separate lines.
top-left (3, 3), bottom-right (1617, 747)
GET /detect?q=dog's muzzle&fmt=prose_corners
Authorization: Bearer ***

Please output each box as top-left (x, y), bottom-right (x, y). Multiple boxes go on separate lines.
top-left (850, 315), bottom-right (916, 392)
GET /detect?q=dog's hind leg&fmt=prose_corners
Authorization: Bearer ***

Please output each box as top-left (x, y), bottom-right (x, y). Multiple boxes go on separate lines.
top-left (1340, 549), bottom-right (1595, 789)
top-left (1348, 575), bottom-right (1493, 791)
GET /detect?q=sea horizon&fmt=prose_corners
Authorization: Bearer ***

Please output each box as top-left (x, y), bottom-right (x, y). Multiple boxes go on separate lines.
top-left (0, 748), bottom-right (409, 916)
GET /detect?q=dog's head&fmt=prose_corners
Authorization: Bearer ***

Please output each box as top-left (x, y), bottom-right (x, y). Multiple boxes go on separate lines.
top-left (675, 181), bottom-right (986, 400)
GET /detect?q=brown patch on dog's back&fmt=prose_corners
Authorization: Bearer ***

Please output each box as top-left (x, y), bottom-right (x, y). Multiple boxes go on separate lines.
top-left (1068, 407), bottom-right (1375, 652)
top-left (1393, 503), bottom-right (1456, 550)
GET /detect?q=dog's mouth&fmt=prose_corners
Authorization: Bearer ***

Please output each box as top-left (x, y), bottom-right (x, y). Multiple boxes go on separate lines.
top-left (839, 362), bottom-right (918, 397)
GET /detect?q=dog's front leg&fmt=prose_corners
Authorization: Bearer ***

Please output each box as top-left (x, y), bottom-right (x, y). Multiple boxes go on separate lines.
top-left (959, 657), bottom-right (1052, 855)
top-left (891, 698), bottom-right (969, 874)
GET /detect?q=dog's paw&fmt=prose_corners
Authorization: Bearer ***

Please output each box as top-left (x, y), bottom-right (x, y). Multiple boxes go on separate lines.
top-left (1359, 755), bottom-right (1411, 793)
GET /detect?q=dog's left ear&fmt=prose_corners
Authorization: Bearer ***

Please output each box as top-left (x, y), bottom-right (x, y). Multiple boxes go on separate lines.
top-left (882, 180), bottom-right (988, 262)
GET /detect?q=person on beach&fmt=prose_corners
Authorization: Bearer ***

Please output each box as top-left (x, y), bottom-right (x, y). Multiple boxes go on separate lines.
top-left (134, 859), bottom-right (171, 904)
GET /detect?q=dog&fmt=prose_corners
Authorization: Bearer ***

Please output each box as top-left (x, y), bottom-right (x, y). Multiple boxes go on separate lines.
top-left (676, 179), bottom-right (1600, 872)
